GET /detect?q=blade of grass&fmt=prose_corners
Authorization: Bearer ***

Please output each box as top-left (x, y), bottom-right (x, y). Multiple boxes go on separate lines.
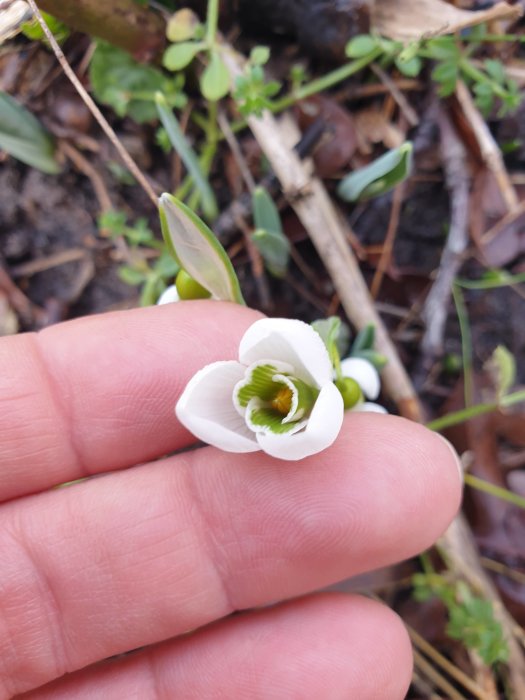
top-left (155, 92), bottom-right (218, 220)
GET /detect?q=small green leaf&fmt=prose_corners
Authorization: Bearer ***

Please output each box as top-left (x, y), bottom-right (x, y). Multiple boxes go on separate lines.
top-left (200, 50), bottom-right (230, 101)
top-left (252, 229), bottom-right (290, 278)
top-left (159, 193), bottom-right (245, 304)
top-left (487, 345), bottom-right (516, 400)
top-left (90, 41), bottom-right (186, 123)
top-left (250, 45), bottom-right (271, 66)
top-left (311, 317), bottom-right (344, 374)
top-left (253, 186), bottom-right (282, 234)
top-left (166, 9), bottom-right (200, 42)
top-left (395, 55), bottom-right (422, 78)
top-left (0, 91), bottom-right (60, 174)
top-left (155, 92), bottom-right (218, 220)
top-left (337, 142), bottom-right (413, 203)
top-left (345, 35), bottom-right (378, 58)
top-left (251, 187), bottom-right (290, 277)
top-left (351, 324), bottom-right (375, 353)
top-left (163, 42), bottom-right (202, 71)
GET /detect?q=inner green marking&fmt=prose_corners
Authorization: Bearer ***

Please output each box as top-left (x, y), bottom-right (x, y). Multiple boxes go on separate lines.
top-left (236, 364), bottom-right (284, 408)
top-left (248, 406), bottom-right (302, 434)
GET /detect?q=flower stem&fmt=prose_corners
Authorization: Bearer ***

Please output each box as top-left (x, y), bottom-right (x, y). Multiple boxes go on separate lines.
top-left (270, 48), bottom-right (383, 113)
top-left (464, 474), bottom-right (525, 511)
top-left (425, 389), bottom-right (525, 432)
top-left (206, 0), bottom-right (219, 46)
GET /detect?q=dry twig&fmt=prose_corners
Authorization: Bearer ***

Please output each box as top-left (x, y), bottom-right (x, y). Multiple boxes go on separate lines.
top-left (455, 80), bottom-right (518, 213)
top-left (419, 108), bottom-right (470, 375)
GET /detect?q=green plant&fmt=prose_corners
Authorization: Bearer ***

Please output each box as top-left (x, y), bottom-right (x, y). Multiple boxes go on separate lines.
top-left (89, 41), bottom-right (186, 123)
top-left (413, 573), bottom-right (509, 666)
top-left (346, 26), bottom-right (521, 116)
top-left (233, 47), bottom-right (281, 117)
top-left (98, 210), bottom-right (179, 306)
top-left (155, 93), bottom-right (218, 220)
top-left (21, 11), bottom-right (69, 44)
top-left (0, 91), bottom-right (60, 173)
top-left (337, 142), bottom-right (413, 203)
top-left (251, 187), bottom-right (290, 277)
top-left (162, 0), bottom-right (230, 101)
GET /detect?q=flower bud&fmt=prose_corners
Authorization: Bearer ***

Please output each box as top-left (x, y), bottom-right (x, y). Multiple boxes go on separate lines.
top-left (335, 377), bottom-right (362, 410)
top-left (175, 269), bottom-right (211, 300)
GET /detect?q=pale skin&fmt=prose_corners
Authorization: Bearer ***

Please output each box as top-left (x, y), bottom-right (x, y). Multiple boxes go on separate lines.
top-left (0, 301), bottom-right (462, 699)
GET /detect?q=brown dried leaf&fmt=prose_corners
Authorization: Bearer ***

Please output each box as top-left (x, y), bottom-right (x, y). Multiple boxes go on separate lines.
top-left (372, 0), bottom-right (522, 41)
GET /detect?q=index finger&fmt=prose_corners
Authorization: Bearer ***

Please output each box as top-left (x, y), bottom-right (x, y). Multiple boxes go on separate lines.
top-left (0, 302), bottom-right (261, 502)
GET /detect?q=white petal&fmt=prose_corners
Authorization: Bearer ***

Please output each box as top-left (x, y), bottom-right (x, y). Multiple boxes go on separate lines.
top-left (353, 402), bottom-right (388, 414)
top-left (157, 285), bottom-right (180, 305)
top-left (239, 318), bottom-right (333, 388)
top-left (340, 358), bottom-right (381, 400)
top-left (176, 361), bottom-right (260, 452)
top-left (256, 382), bottom-right (344, 461)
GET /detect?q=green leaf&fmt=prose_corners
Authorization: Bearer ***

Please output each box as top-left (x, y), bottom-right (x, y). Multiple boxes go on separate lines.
top-left (250, 46), bottom-right (271, 66)
top-left (166, 9), bottom-right (200, 42)
top-left (22, 11), bottom-right (69, 44)
top-left (159, 193), bottom-right (245, 304)
top-left (395, 55), bottom-right (422, 78)
top-left (351, 324), bottom-right (375, 353)
top-left (163, 42), bottom-right (202, 71)
top-left (200, 50), bottom-right (230, 101)
top-left (253, 186), bottom-right (282, 234)
top-left (155, 92), bottom-right (218, 221)
top-left (90, 41), bottom-right (186, 123)
top-left (432, 61), bottom-right (459, 96)
top-left (337, 142), bottom-right (413, 203)
top-left (426, 36), bottom-right (459, 60)
top-left (0, 91), bottom-right (60, 174)
top-left (311, 317), bottom-right (343, 372)
top-left (251, 187), bottom-right (289, 276)
top-left (252, 229), bottom-right (290, 278)
top-left (487, 345), bottom-right (516, 400)
top-left (345, 35), bottom-right (378, 58)
top-left (484, 58), bottom-right (505, 84)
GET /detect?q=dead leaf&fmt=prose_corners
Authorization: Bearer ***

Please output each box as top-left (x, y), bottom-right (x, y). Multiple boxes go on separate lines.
top-left (372, 0), bottom-right (522, 41)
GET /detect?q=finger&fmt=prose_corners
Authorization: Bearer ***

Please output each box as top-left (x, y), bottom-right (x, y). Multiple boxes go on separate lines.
top-left (20, 595), bottom-right (412, 700)
top-left (0, 301), bottom-right (260, 501)
top-left (0, 416), bottom-right (460, 697)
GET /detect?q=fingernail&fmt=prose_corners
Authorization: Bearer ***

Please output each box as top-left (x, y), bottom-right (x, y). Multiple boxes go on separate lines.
top-left (437, 433), bottom-right (463, 485)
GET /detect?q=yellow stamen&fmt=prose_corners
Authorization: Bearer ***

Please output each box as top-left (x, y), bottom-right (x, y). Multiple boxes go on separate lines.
top-left (271, 386), bottom-right (293, 415)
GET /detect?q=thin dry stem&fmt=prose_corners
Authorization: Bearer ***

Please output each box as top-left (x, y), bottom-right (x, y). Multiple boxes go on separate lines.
top-left (420, 107), bottom-right (470, 370)
top-left (408, 625), bottom-right (495, 700)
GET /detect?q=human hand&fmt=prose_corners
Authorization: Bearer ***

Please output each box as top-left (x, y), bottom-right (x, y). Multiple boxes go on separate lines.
top-left (0, 302), bottom-right (461, 699)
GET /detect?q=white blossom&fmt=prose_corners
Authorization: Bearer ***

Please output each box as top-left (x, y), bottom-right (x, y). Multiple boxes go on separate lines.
top-left (157, 285), bottom-right (180, 305)
top-left (176, 318), bottom-right (344, 461)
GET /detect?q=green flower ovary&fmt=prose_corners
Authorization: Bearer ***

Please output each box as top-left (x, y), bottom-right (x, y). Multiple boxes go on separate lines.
top-left (235, 363), bottom-right (319, 435)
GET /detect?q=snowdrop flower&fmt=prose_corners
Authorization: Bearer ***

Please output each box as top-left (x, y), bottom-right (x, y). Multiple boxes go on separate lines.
top-left (157, 285), bottom-right (180, 305)
top-left (340, 357), bottom-right (387, 414)
top-left (176, 318), bottom-right (344, 461)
